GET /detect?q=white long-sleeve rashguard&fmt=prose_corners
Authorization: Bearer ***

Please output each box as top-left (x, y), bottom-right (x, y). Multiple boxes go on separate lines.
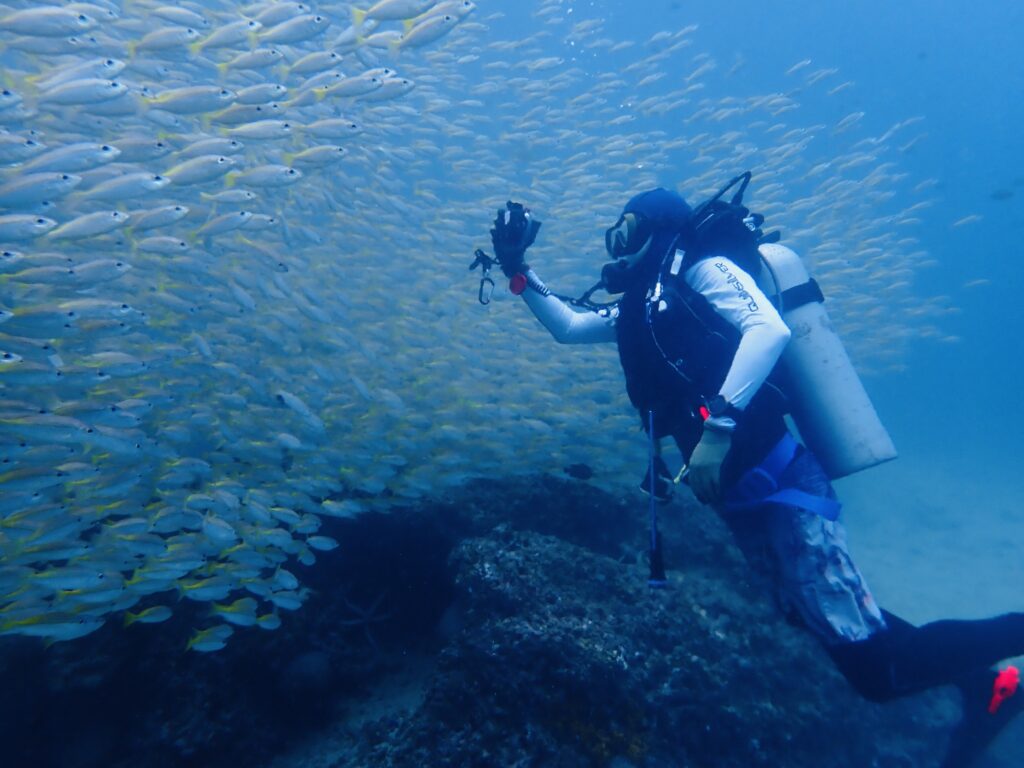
top-left (519, 253), bottom-right (791, 412)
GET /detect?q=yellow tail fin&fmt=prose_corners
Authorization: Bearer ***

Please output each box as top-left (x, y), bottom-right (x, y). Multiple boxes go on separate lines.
top-left (352, 8), bottom-right (367, 27)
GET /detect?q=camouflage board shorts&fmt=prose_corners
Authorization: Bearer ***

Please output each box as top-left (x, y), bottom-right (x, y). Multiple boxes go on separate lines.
top-left (716, 445), bottom-right (888, 645)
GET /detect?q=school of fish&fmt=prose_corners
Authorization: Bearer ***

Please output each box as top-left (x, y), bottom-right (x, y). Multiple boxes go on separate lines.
top-left (0, 0), bottom-right (945, 649)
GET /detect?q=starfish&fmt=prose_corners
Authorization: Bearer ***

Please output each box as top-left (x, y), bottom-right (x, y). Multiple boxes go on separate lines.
top-left (337, 590), bottom-right (392, 649)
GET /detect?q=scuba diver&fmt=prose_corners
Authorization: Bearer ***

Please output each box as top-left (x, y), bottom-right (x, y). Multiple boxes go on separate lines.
top-left (477, 174), bottom-right (1024, 767)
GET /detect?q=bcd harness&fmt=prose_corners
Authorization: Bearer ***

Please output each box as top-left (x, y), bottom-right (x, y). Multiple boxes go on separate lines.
top-left (638, 174), bottom-right (841, 521)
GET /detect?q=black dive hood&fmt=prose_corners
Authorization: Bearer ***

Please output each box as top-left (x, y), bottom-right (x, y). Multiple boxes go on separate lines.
top-left (598, 187), bottom-right (692, 295)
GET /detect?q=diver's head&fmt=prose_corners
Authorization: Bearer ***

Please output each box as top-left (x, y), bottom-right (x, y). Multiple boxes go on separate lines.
top-left (601, 187), bottom-right (691, 293)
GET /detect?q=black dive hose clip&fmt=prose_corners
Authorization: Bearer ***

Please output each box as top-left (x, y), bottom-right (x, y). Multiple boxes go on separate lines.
top-left (469, 248), bottom-right (496, 305)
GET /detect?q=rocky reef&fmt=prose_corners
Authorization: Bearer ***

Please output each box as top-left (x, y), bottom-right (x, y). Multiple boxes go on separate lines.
top-left (0, 474), bottom-right (969, 767)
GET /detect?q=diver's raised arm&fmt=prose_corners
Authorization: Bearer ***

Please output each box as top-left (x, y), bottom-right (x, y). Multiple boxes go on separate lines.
top-left (518, 268), bottom-right (616, 344)
top-left (488, 200), bottom-right (615, 344)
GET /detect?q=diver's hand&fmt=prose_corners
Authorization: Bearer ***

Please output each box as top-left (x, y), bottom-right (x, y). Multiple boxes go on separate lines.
top-left (688, 428), bottom-right (732, 505)
top-left (490, 201), bottom-right (542, 277)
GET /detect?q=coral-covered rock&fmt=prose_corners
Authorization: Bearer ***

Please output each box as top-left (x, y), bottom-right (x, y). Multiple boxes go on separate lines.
top-left (348, 521), bottom-right (954, 768)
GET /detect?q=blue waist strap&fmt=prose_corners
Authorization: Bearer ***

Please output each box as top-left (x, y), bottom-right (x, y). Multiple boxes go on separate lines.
top-left (724, 433), bottom-right (841, 521)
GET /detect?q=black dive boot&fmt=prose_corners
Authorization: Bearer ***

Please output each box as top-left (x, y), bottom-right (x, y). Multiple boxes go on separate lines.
top-left (941, 666), bottom-right (1023, 768)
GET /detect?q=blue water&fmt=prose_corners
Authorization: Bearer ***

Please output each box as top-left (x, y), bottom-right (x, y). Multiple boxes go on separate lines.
top-left (3, 0), bottom-right (1024, 763)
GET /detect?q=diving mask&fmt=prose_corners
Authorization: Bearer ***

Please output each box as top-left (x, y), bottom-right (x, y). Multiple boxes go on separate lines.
top-left (600, 212), bottom-right (657, 293)
top-left (605, 212), bottom-right (653, 261)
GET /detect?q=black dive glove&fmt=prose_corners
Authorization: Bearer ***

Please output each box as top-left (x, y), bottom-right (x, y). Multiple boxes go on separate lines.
top-left (490, 201), bottom-right (541, 278)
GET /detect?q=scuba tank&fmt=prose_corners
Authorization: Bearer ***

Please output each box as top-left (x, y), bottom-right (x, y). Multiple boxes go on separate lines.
top-left (756, 241), bottom-right (897, 479)
top-left (683, 171), bottom-right (896, 479)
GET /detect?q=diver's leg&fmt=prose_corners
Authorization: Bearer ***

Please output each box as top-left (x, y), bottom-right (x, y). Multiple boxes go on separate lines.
top-left (827, 611), bottom-right (1024, 765)
top-left (706, 445), bottom-right (887, 646)
top-left (885, 612), bottom-right (1024, 691)
top-left (876, 611), bottom-right (1024, 767)
top-left (714, 442), bottom-right (1024, 764)
top-left (752, 447), bottom-right (888, 645)
top-left (748, 448), bottom-right (1024, 691)
top-left (826, 609), bottom-right (1024, 694)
